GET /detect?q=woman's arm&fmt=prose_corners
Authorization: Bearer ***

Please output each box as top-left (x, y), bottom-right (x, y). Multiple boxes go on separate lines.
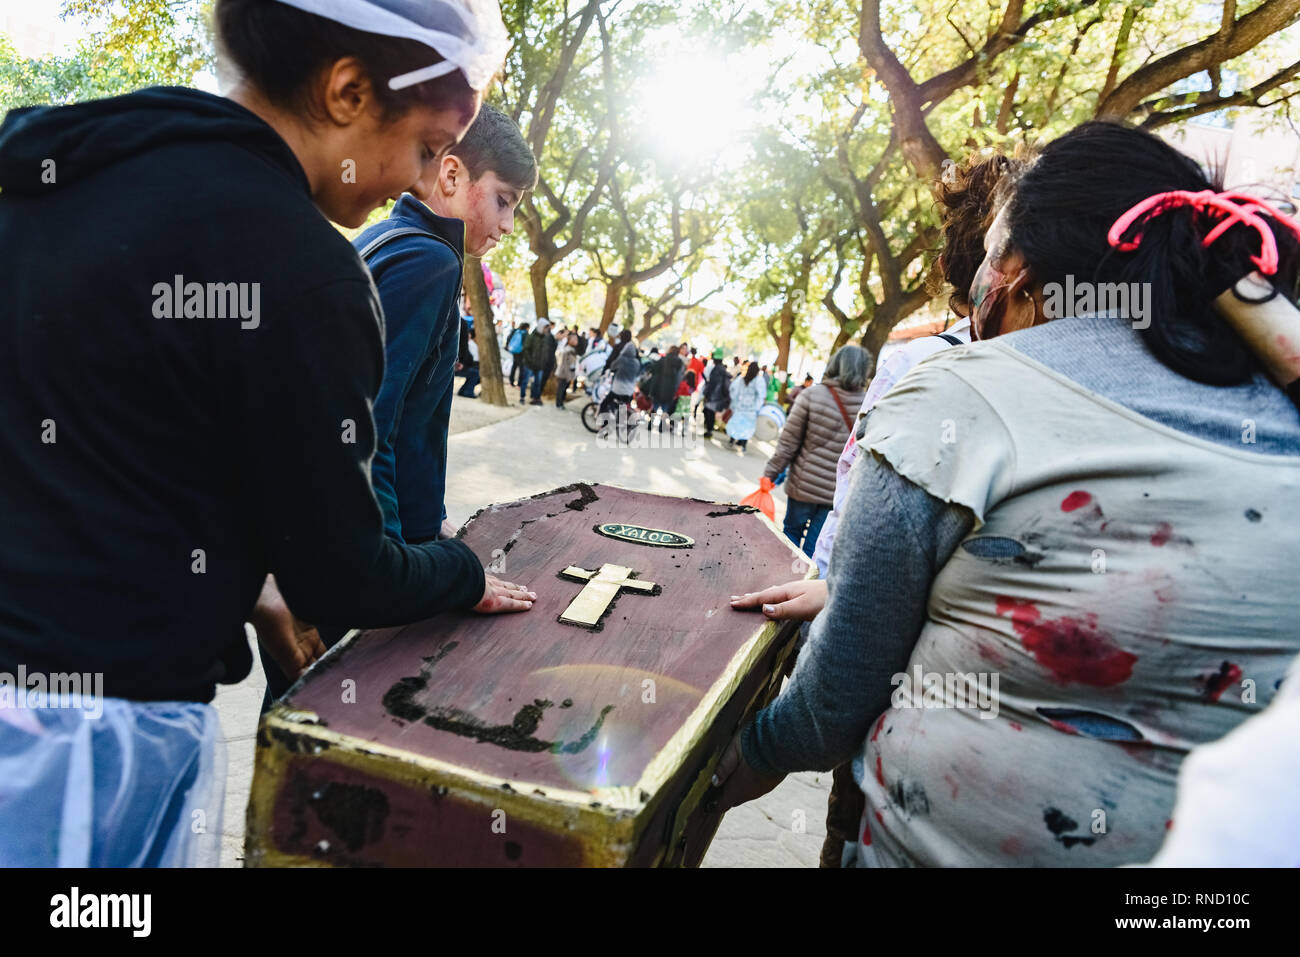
top-left (740, 449), bottom-right (975, 776)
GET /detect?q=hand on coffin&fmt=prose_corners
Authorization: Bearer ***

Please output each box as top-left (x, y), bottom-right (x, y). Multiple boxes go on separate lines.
top-left (473, 574), bottom-right (537, 614)
top-left (711, 733), bottom-right (785, 809)
top-left (250, 574), bottom-right (328, 679)
top-left (729, 579), bottom-right (827, 622)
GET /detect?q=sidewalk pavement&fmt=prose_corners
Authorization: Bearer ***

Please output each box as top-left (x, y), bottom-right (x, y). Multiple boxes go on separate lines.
top-left (214, 386), bottom-right (829, 867)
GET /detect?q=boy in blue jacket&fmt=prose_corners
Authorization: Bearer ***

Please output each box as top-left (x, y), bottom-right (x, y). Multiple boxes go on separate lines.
top-left (259, 104), bottom-right (537, 703)
top-left (357, 103), bottom-right (537, 545)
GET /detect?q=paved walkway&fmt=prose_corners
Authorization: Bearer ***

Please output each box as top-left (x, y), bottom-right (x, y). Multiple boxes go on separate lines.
top-left (214, 386), bottom-right (830, 867)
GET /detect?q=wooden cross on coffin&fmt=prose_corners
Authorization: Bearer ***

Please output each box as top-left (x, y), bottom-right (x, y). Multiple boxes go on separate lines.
top-left (559, 563), bottom-right (659, 629)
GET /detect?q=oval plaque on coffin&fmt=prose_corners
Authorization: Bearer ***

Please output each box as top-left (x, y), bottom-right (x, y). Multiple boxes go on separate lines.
top-left (593, 523), bottom-right (694, 548)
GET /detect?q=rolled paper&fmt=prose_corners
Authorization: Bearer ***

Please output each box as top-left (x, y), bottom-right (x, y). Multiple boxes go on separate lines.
top-left (1214, 273), bottom-right (1300, 395)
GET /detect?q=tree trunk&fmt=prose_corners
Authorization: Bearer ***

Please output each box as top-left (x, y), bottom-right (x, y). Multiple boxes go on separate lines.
top-left (464, 257), bottom-right (508, 407)
top-left (859, 308), bottom-right (897, 378)
top-left (773, 301), bottom-right (795, 372)
top-left (598, 278), bottom-right (629, 335)
top-left (529, 256), bottom-right (552, 321)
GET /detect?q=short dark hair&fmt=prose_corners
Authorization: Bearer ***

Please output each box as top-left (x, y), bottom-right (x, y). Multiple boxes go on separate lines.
top-left (450, 103), bottom-right (539, 191)
top-left (216, 0), bottom-right (475, 123)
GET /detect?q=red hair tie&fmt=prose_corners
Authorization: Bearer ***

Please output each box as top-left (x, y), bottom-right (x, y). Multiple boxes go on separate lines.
top-left (1108, 189), bottom-right (1300, 276)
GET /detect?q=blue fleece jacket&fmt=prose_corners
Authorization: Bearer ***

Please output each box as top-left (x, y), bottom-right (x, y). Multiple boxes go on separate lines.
top-left (353, 195), bottom-right (465, 544)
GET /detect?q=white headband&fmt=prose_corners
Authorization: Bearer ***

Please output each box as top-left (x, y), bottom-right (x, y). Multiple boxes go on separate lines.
top-left (272, 0), bottom-right (511, 92)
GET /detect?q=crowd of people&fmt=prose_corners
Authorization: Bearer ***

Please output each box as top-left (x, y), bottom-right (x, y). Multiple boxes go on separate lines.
top-left (0, 0), bottom-right (1297, 872)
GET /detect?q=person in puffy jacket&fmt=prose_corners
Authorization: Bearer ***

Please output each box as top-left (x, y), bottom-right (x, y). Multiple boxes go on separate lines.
top-left (762, 345), bottom-right (869, 555)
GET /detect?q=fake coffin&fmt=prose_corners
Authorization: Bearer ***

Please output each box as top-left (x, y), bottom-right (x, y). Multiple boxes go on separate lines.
top-left (246, 483), bottom-right (811, 867)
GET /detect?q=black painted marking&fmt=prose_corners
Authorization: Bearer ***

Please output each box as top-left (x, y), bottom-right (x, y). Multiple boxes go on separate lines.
top-left (1043, 806), bottom-right (1097, 848)
top-left (382, 649), bottom-right (615, 755)
top-left (705, 505), bottom-right (759, 518)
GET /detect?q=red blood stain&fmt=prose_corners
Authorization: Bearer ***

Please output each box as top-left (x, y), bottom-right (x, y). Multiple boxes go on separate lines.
top-left (1008, 721), bottom-right (1023, 732)
top-left (870, 713), bottom-right (886, 743)
top-left (1060, 491), bottom-right (1093, 512)
top-left (874, 809), bottom-right (885, 827)
top-left (1000, 836), bottom-right (1024, 856)
top-left (1165, 819), bottom-right (1174, 831)
top-left (874, 754), bottom-right (885, 787)
top-left (1151, 522), bottom-right (1174, 547)
top-left (1047, 719), bottom-right (1079, 736)
top-left (943, 774), bottom-right (960, 800)
top-left (996, 596), bottom-right (1138, 687)
top-left (1201, 662), bottom-right (1243, 701)
top-left (976, 641), bottom-right (1006, 666)
top-left (996, 596), bottom-right (1040, 629)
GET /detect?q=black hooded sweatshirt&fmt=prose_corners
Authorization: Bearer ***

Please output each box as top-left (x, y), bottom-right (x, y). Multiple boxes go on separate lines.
top-left (0, 87), bottom-right (485, 702)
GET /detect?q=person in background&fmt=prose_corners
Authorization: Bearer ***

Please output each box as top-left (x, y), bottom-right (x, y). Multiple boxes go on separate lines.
top-left (506, 320), bottom-right (528, 386)
top-left (702, 347), bottom-right (731, 438)
top-left (604, 328), bottom-right (635, 372)
top-left (0, 0), bottom-right (533, 866)
top-left (554, 330), bottom-right (579, 409)
top-left (456, 314), bottom-right (479, 398)
top-left (600, 332), bottom-right (642, 433)
top-left (689, 348), bottom-right (708, 419)
top-left (762, 346), bottom-right (869, 556)
top-left (718, 122), bottom-right (1300, 868)
top-left (671, 369), bottom-right (697, 434)
top-left (788, 373), bottom-right (814, 404)
top-left (647, 343), bottom-right (685, 429)
top-left (726, 361), bottom-right (766, 453)
top-left (765, 368), bottom-right (782, 405)
top-left (577, 329), bottom-right (610, 389)
top-left (519, 316), bottom-right (556, 405)
top-left (687, 346), bottom-right (705, 386)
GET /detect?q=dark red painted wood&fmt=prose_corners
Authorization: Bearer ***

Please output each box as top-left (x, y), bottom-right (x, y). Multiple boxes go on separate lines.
top-left (286, 484), bottom-right (804, 796)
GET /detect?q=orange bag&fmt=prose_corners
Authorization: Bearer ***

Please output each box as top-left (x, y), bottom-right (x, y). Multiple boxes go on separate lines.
top-left (740, 477), bottom-right (776, 522)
